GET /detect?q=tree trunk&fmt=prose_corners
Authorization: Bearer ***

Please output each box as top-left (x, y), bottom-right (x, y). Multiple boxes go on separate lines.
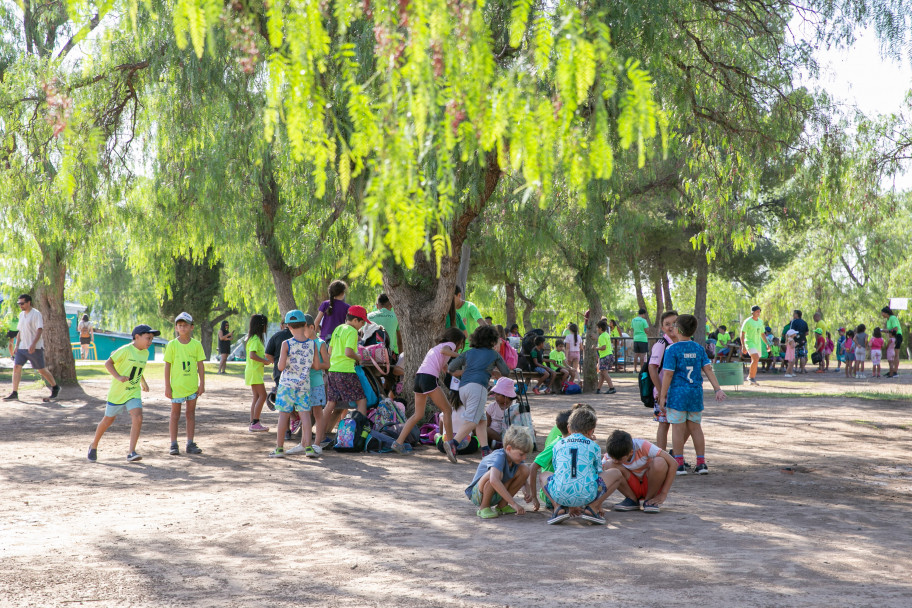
top-left (633, 265), bottom-right (648, 314)
top-left (256, 160), bottom-right (299, 316)
top-left (505, 283), bottom-right (517, 329)
top-left (578, 267), bottom-right (603, 394)
top-left (34, 247), bottom-right (76, 384)
top-left (203, 309), bottom-right (236, 360)
top-left (456, 242), bottom-right (471, 293)
top-left (516, 286), bottom-right (536, 333)
top-left (652, 274), bottom-right (664, 334)
top-left (269, 268), bottom-right (298, 317)
top-left (694, 250), bottom-right (709, 345)
top-left (662, 269), bottom-right (673, 312)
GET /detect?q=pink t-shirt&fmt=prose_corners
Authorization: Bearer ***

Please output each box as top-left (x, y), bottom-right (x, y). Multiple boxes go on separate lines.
top-left (649, 334), bottom-right (674, 399)
top-left (485, 401), bottom-right (506, 433)
top-left (870, 337), bottom-right (884, 350)
top-left (416, 342), bottom-right (457, 377)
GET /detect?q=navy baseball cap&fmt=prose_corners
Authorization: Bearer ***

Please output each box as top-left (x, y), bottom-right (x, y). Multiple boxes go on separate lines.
top-left (131, 324), bottom-right (161, 337)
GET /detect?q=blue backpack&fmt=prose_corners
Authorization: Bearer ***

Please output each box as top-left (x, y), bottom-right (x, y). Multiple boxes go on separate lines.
top-left (564, 383), bottom-right (582, 395)
top-left (333, 411), bottom-right (372, 452)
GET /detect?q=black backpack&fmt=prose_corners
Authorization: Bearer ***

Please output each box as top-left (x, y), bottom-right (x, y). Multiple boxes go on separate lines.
top-left (638, 337), bottom-right (669, 408)
top-left (519, 329), bottom-right (545, 372)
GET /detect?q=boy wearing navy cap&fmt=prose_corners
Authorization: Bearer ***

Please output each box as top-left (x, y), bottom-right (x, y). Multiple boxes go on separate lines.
top-left (87, 325), bottom-right (159, 463)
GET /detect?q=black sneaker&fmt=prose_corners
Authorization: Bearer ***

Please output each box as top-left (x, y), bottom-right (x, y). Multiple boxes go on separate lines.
top-left (87, 447), bottom-right (97, 462)
top-left (186, 442), bottom-right (203, 455)
top-left (676, 464), bottom-right (688, 476)
top-left (606, 387), bottom-right (617, 394)
top-left (694, 463), bottom-right (709, 475)
top-left (50, 385), bottom-right (60, 399)
top-left (169, 443), bottom-right (180, 456)
top-left (3, 391), bottom-right (18, 401)
top-left (127, 451), bottom-right (143, 462)
top-left (595, 388), bottom-right (602, 394)
top-left (266, 391), bottom-right (277, 411)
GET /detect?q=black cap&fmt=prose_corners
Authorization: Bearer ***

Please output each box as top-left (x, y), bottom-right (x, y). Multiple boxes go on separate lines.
top-left (131, 324), bottom-right (161, 337)
top-left (751, 305), bottom-right (761, 312)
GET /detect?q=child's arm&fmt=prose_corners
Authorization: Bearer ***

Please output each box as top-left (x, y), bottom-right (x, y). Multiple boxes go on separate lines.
top-left (164, 362), bottom-right (172, 399)
top-left (277, 341), bottom-right (289, 372)
top-left (658, 371), bottom-right (673, 410)
top-left (141, 376), bottom-right (149, 392)
top-left (646, 451), bottom-right (679, 506)
top-left (196, 361), bottom-right (205, 396)
top-left (487, 467), bottom-right (525, 515)
top-left (702, 364), bottom-right (726, 401)
top-left (249, 351), bottom-right (270, 364)
top-left (440, 346), bottom-right (460, 359)
top-left (345, 345), bottom-right (360, 363)
top-left (314, 342), bottom-right (330, 371)
top-left (105, 357), bottom-right (128, 383)
top-left (447, 352), bottom-right (467, 378)
top-left (528, 462), bottom-right (542, 511)
top-left (313, 311), bottom-right (324, 332)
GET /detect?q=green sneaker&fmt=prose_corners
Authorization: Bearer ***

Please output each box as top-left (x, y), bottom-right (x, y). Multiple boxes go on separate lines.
top-left (304, 445), bottom-right (320, 458)
top-left (497, 504), bottom-right (518, 515)
top-left (476, 507), bottom-right (500, 519)
top-left (267, 448), bottom-right (285, 458)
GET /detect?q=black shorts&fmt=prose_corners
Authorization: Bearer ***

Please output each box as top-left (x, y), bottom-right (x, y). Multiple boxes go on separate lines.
top-left (79, 336), bottom-right (91, 345)
top-left (218, 340), bottom-right (231, 355)
top-left (633, 341), bottom-right (649, 354)
top-left (896, 334), bottom-right (904, 351)
top-left (6, 330), bottom-right (18, 339)
top-left (413, 373), bottom-right (440, 395)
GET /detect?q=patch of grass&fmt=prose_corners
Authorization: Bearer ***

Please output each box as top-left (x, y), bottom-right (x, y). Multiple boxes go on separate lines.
top-left (853, 420), bottom-right (882, 429)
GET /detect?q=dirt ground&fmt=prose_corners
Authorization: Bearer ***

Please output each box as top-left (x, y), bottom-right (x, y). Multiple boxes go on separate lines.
top-left (2, 362), bottom-right (912, 607)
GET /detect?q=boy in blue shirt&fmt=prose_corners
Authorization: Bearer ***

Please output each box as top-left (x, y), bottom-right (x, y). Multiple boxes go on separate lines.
top-left (658, 314), bottom-right (726, 476)
top-left (465, 426), bottom-right (534, 519)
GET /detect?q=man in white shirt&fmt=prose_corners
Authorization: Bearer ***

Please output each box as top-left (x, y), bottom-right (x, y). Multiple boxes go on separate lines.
top-left (4, 294), bottom-right (59, 401)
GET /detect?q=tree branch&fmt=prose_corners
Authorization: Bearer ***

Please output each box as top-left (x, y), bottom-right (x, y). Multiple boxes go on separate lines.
top-left (56, 13), bottom-right (100, 61)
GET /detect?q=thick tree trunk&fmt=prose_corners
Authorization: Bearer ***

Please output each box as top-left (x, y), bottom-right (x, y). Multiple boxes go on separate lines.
top-left (694, 251), bottom-right (708, 345)
top-left (633, 265), bottom-right (648, 314)
top-left (456, 243), bottom-right (471, 293)
top-left (269, 269), bottom-right (298, 317)
top-left (35, 248), bottom-right (76, 384)
top-left (256, 163), bottom-right (299, 316)
top-left (516, 286), bottom-right (536, 333)
top-left (504, 283), bottom-right (517, 329)
top-left (578, 268), bottom-right (603, 394)
top-left (662, 269), bottom-right (673, 312)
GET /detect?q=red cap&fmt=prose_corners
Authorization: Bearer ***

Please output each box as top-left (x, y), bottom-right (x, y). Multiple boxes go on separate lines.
top-left (348, 305), bottom-right (368, 321)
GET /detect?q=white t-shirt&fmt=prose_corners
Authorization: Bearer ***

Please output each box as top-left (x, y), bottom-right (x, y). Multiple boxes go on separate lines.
top-left (485, 401), bottom-right (506, 434)
top-left (18, 308), bottom-right (44, 350)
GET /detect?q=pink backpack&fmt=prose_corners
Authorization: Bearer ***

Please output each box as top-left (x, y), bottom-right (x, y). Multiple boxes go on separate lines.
top-left (501, 342), bottom-right (519, 370)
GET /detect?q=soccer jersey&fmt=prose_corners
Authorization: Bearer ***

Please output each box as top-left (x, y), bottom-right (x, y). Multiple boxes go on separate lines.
top-left (740, 317), bottom-right (765, 351)
top-left (597, 332), bottom-right (613, 356)
top-left (329, 323), bottom-right (359, 373)
top-left (163, 338), bottom-right (205, 399)
top-left (279, 338), bottom-right (314, 391)
top-left (244, 335), bottom-right (266, 386)
top-left (615, 438), bottom-right (660, 480)
top-left (662, 339), bottom-right (710, 412)
top-left (107, 344), bottom-right (149, 404)
top-left (548, 434), bottom-right (603, 507)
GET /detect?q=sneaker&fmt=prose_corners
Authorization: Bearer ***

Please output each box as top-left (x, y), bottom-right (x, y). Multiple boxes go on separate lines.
top-left (267, 448), bottom-right (285, 458)
top-left (747, 377), bottom-right (759, 385)
top-left (127, 451), bottom-right (142, 462)
top-left (285, 444), bottom-right (305, 455)
top-left (248, 422), bottom-right (269, 432)
top-left (595, 388), bottom-right (602, 394)
top-left (266, 392), bottom-right (276, 411)
top-left (3, 391), bottom-right (18, 401)
top-left (676, 464), bottom-right (688, 476)
top-left (185, 442), bottom-right (202, 454)
top-left (285, 431), bottom-right (293, 441)
top-left (694, 463), bottom-right (709, 475)
top-left (87, 447), bottom-right (97, 463)
top-left (50, 385), bottom-right (60, 399)
top-left (547, 506), bottom-right (571, 525)
top-left (580, 506), bottom-right (606, 525)
top-left (477, 507), bottom-right (500, 519)
top-left (443, 439), bottom-right (458, 464)
top-left (305, 445), bottom-right (320, 458)
top-left (391, 441), bottom-right (406, 454)
top-left (606, 387), bottom-right (617, 394)
top-left (643, 502), bottom-right (661, 514)
top-left (402, 443), bottom-right (414, 453)
top-left (532, 387), bottom-right (541, 395)
top-left (289, 417), bottom-right (301, 435)
top-left (312, 444), bottom-right (322, 455)
top-left (783, 374), bottom-right (795, 378)
top-left (614, 497), bottom-right (640, 512)
top-left (319, 435), bottom-right (335, 449)
top-left (481, 446), bottom-right (492, 457)
top-left (169, 442), bottom-right (180, 456)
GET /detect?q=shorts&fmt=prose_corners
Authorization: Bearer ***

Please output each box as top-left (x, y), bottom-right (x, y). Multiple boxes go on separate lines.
top-left (14, 348), bottom-right (46, 369)
top-left (566, 353), bottom-right (580, 366)
top-left (871, 351), bottom-right (882, 365)
top-left (598, 355), bottom-right (615, 371)
top-left (469, 482), bottom-right (502, 508)
top-left (627, 472), bottom-right (649, 500)
top-left (458, 383), bottom-right (488, 423)
top-left (717, 347), bottom-right (730, 356)
top-left (309, 384), bottom-right (327, 407)
top-left (747, 348), bottom-right (760, 356)
top-left (276, 383), bottom-right (312, 412)
top-left (796, 347), bottom-right (807, 358)
top-left (845, 351), bottom-right (855, 362)
top-left (633, 341), bottom-right (649, 354)
top-left (325, 371), bottom-right (365, 405)
top-left (105, 398), bottom-right (143, 418)
top-left (546, 476), bottom-right (609, 508)
top-left (413, 373), bottom-right (440, 395)
top-left (666, 409), bottom-right (702, 425)
top-left (533, 366), bottom-right (550, 375)
top-left (653, 403), bottom-right (667, 423)
top-left (6, 330), bottom-right (18, 339)
top-left (896, 334), bottom-right (904, 350)
top-left (854, 348), bottom-right (866, 361)
top-left (171, 392), bottom-right (198, 404)
top-left (218, 340), bottom-right (231, 355)
top-left (79, 336), bottom-right (92, 345)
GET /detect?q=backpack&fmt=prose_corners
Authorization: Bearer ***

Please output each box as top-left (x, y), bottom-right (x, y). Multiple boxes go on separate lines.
top-left (638, 336), bottom-right (669, 409)
top-left (359, 323), bottom-right (392, 374)
top-left (353, 365), bottom-right (379, 408)
top-left (521, 330), bottom-right (544, 359)
top-left (333, 411), bottom-right (372, 452)
top-left (500, 342), bottom-right (519, 370)
top-left (504, 401), bottom-right (537, 451)
top-left (368, 398), bottom-right (406, 431)
top-left (564, 383), bottom-right (582, 395)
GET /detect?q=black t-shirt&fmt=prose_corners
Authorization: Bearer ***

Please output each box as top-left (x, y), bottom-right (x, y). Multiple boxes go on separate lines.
top-left (265, 328), bottom-right (293, 382)
top-left (790, 318), bottom-right (809, 347)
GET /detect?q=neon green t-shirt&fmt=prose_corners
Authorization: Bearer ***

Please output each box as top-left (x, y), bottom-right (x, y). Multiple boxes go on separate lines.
top-left (771, 344), bottom-right (781, 357)
top-left (6, 314), bottom-right (18, 332)
top-left (106, 344), bottom-right (149, 404)
top-left (164, 338), bottom-right (206, 399)
top-left (457, 301), bottom-right (484, 336)
top-left (597, 331), bottom-right (613, 356)
top-left (716, 332), bottom-right (731, 347)
top-left (329, 323), bottom-right (359, 373)
top-left (740, 317), bottom-right (765, 351)
top-left (544, 425), bottom-right (562, 447)
top-left (445, 313), bottom-right (466, 332)
top-left (887, 315), bottom-right (902, 336)
top-left (548, 350), bottom-right (566, 370)
top-left (631, 316), bottom-right (649, 343)
top-left (244, 334), bottom-right (266, 386)
top-left (367, 308), bottom-right (399, 353)
top-left (609, 327), bottom-right (621, 339)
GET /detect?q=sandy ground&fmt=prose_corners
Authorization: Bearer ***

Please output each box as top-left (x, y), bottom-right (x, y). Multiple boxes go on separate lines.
top-left (1, 362), bottom-right (912, 607)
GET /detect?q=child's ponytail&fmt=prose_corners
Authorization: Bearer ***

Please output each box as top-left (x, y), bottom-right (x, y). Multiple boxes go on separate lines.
top-left (326, 279), bottom-right (348, 316)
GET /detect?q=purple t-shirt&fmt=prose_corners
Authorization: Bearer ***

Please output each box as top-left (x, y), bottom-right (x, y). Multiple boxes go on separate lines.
top-left (318, 299), bottom-right (351, 341)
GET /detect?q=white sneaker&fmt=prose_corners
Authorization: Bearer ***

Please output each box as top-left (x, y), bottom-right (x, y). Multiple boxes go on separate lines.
top-left (285, 444), bottom-right (305, 455)
top-left (312, 444), bottom-right (322, 455)
top-left (783, 374), bottom-right (794, 378)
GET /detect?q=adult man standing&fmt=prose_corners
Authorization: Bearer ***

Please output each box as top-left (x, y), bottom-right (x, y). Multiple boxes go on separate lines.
top-left (789, 310), bottom-right (810, 374)
top-left (630, 308), bottom-right (650, 370)
top-left (454, 285), bottom-right (487, 337)
top-left (740, 305), bottom-right (770, 385)
top-left (4, 294), bottom-right (59, 401)
top-left (367, 293), bottom-right (402, 355)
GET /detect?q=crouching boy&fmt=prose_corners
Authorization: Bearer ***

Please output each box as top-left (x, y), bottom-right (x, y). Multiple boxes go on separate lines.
top-left (544, 407), bottom-right (623, 525)
top-left (465, 426), bottom-right (534, 519)
top-left (604, 430), bottom-right (677, 513)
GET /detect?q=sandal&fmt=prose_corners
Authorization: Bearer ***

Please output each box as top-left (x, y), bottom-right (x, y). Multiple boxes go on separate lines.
top-left (547, 506), bottom-right (571, 525)
top-left (580, 506), bottom-right (606, 525)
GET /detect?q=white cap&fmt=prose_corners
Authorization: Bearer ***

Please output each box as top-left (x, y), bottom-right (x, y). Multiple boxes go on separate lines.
top-left (175, 312), bottom-right (194, 324)
top-left (786, 329), bottom-right (798, 336)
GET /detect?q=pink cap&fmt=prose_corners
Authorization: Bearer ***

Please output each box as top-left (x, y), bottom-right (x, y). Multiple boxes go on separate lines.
top-left (490, 376), bottom-right (517, 399)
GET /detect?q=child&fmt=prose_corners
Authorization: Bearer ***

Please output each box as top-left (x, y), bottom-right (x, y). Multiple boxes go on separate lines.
top-left (528, 407), bottom-right (579, 512)
top-left (714, 325), bottom-right (731, 362)
top-left (769, 337), bottom-right (782, 373)
top-left (870, 327), bottom-right (884, 378)
top-left (565, 323), bottom-right (582, 379)
top-left (393, 327), bottom-right (464, 459)
top-left (314, 305), bottom-right (369, 448)
top-left (844, 330), bottom-right (856, 379)
top-left (164, 312), bottom-right (206, 455)
top-left (658, 314), bottom-right (726, 475)
top-left (464, 426), bottom-right (534, 519)
top-left (605, 429), bottom-right (678, 513)
top-left (314, 279), bottom-right (350, 343)
top-left (595, 319), bottom-right (617, 394)
top-left (854, 324), bottom-right (868, 378)
top-left (529, 336), bottom-right (554, 394)
top-left (267, 311), bottom-right (319, 458)
top-left (485, 377), bottom-right (518, 446)
top-left (783, 329), bottom-right (797, 377)
top-left (824, 332), bottom-right (834, 371)
top-left (547, 339), bottom-right (573, 386)
top-left (814, 328), bottom-right (826, 373)
top-left (543, 407), bottom-right (623, 525)
top-left (886, 329), bottom-right (898, 377)
top-left (87, 325), bottom-right (158, 462)
top-left (649, 310), bottom-right (679, 454)
top-left (245, 314), bottom-right (272, 432)
top-left (835, 327), bottom-right (847, 372)
top-left (446, 325), bottom-right (511, 457)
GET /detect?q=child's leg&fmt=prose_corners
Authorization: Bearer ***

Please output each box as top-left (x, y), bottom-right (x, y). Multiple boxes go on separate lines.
top-left (250, 384), bottom-right (267, 422)
top-left (597, 369), bottom-right (605, 389)
top-left (602, 370), bottom-right (614, 389)
top-left (494, 465), bottom-right (530, 508)
top-left (643, 457), bottom-right (671, 501)
top-left (185, 398), bottom-right (197, 442)
top-left (355, 398), bottom-right (367, 416)
top-left (655, 421), bottom-right (670, 451)
top-left (429, 388), bottom-right (454, 441)
top-left (169, 403), bottom-right (181, 443)
top-left (671, 422), bottom-right (687, 462)
top-left (314, 402), bottom-right (337, 444)
top-left (476, 472), bottom-right (496, 509)
top-left (90, 415), bottom-right (116, 449)
top-left (475, 417), bottom-right (489, 450)
top-left (605, 462), bottom-right (638, 501)
top-left (590, 469), bottom-right (623, 511)
top-left (487, 426), bottom-right (504, 443)
top-left (275, 412), bottom-right (291, 449)
top-left (302, 406), bottom-right (322, 447)
top-left (396, 391), bottom-right (428, 445)
top-left (686, 420), bottom-right (705, 459)
top-left (128, 408), bottom-right (143, 453)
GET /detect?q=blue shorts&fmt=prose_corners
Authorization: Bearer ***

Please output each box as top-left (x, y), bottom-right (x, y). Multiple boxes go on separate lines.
top-left (534, 366), bottom-right (550, 375)
top-left (717, 347), bottom-right (730, 356)
top-left (796, 347), bottom-right (808, 358)
top-left (666, 409), bottom-right (702, 424)
top-left (309, 384), bottom-right (326, 408)
top-left (171, 392), bottom-right (198, 404)
top-left (844, 352), bottom-right (855, 362)
top-left (275, 384), bottom-right (311, 413)
top-left (105, 398), bottom-right (143, 418)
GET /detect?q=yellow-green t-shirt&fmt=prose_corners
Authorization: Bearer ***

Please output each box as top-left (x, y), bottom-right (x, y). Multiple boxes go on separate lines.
top-left (597, 331), bottom-right (613, 356)
top-left (549, 350), bottom-right (566, 370)
top-left (164, 338), bottom-right (206, 399)
top-left (106, 344), bottom-right (149, 404)
top-left (717, 332), bottom-right (731, 347)
top-left (329, 323), bottom-right (359, 373)
top-left (245, 334), bottom-right (266, 386)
